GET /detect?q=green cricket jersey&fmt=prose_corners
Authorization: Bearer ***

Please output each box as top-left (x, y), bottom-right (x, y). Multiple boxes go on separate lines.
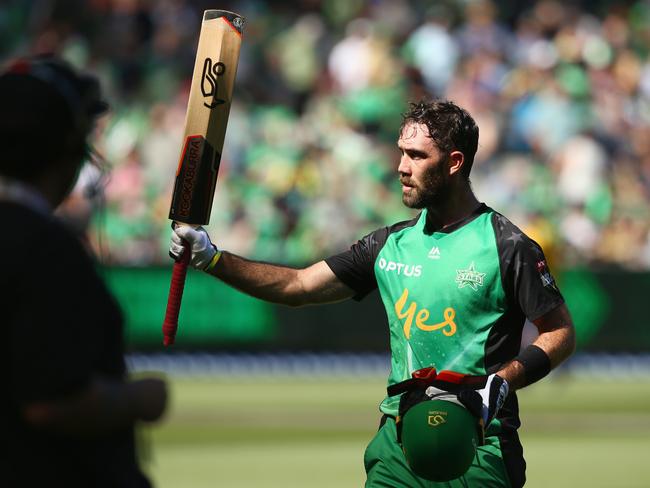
top-left (325, 204), bottom-right (564, 487)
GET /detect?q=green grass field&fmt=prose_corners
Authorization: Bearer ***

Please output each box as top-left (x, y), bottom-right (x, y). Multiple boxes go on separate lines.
top-left (140, 374), bottom-right (650, 487)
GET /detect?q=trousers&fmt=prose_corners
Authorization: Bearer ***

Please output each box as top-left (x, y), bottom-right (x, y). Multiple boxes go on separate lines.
top-left (364, 417), bottom-right (514, 488)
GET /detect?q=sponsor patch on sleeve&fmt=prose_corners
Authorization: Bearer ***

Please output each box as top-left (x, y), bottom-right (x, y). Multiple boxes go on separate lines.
top-left (536, 260), bottom-right (558, 290)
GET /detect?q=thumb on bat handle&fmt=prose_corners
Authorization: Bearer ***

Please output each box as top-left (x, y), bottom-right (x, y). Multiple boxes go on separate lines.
top-left (162, 239), bottom-right (191, 346)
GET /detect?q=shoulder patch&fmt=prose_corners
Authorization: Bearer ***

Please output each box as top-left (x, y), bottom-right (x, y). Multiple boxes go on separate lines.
top-left (536, 259), bottom-right (558, 291)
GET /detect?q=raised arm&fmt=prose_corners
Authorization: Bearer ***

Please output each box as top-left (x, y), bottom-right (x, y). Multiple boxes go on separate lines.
top-left (170, 225), bottom-right (356, 307)
top-left (209, 253), bottom-right (356, 306)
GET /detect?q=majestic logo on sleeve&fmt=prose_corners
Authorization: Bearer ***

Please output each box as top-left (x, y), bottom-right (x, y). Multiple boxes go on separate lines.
top-left (455, 262), bottom-right (485, 291)
top-left (394, 288), bottom-right (457, 339)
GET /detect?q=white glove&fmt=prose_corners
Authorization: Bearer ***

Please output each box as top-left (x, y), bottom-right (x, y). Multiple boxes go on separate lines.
top-left (456, 373), bottom-right (509, 428)
top-left (170, 225), bottom-right (219, 270)
top-left (423, 371), bottom-right (509, 428)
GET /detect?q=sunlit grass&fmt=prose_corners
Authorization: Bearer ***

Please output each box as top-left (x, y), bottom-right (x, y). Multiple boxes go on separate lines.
top-left (142, 375), bottom-right (650, 488)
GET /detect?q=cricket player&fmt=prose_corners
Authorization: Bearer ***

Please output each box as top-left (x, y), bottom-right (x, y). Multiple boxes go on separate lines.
top-left (1, 56), bottom-right (167, 487)
top-left (170, 100), bottom-right (576, 487)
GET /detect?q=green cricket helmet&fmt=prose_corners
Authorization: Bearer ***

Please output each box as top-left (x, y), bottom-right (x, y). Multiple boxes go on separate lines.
top-left (399, 397), bottom-right (479, 482)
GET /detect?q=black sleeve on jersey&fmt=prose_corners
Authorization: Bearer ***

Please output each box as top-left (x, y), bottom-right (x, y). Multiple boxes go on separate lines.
top-left (325, 216), bottom-right (420, 301)
top-left (324, 227), bottom-right (388, 300)
top-left (9, 213), bottom-right (125, 404)
top-left (492, 212), bottom-right (565, 321)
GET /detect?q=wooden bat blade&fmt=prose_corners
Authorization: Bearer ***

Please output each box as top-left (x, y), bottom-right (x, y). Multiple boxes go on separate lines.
top-left (163, 10), bottom-right (243, 346)
top-left (168, 10), bottom-right (243, 226)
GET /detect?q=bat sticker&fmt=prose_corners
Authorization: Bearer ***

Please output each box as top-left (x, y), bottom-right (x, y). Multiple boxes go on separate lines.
top-left (201, 58), bottom-right (226, 108)
top-left (170, 135), bottom-right (218, 223)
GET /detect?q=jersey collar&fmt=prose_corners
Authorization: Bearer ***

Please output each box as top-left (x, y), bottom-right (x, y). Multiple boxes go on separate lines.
top-left (422, 203), bottom-right (489, 235)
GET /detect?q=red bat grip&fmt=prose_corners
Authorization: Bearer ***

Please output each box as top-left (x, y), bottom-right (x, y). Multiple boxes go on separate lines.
top-left (162, 241), bottom-right (191, 346)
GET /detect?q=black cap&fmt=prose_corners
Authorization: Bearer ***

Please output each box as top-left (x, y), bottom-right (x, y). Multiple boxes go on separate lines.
top-left (0, 55), bottom-right (108, 181)
top-left (1, 55), bottom-right (108, 129)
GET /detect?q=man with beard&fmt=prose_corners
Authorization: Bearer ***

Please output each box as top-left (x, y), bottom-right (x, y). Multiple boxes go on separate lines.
top-left (169, 100), bottom-right (575, 487)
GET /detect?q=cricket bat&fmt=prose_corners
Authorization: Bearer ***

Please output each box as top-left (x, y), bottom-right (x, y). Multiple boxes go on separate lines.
top-left (162, 9), bottom-right (244, 346)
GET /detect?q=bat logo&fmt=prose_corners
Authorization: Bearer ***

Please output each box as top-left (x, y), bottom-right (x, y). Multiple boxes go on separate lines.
top-left (201, 58), bottom-right (226, 109)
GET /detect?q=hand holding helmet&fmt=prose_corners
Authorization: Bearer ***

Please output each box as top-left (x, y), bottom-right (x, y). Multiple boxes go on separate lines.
top-left (387, 367), bottom-right (509, 482)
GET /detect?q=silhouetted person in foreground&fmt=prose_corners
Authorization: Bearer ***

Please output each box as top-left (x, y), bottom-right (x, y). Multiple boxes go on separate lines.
top-left (1, 55), bottom-right (167, 488)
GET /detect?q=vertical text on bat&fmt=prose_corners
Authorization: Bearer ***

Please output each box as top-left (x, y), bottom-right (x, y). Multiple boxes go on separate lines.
top-left (178, 136), bottom-right (203, 219)
top-left (201, 58), bottom-right (226, 109)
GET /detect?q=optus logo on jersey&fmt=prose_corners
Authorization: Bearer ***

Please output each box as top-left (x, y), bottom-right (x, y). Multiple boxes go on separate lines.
top-left (394, 288), bottom-right (457, 339)
top-left (378, 258), bottom-right (422, 277)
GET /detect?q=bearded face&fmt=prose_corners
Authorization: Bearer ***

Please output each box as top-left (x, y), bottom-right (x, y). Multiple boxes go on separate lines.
top-left (398, 123), bottom-right (451, 209)
top-left (400, 155), bottom-right (450, 209)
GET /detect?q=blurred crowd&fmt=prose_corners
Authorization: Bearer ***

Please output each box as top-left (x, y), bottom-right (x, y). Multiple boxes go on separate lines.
top-left (2, 0), bottom-right (650, 269)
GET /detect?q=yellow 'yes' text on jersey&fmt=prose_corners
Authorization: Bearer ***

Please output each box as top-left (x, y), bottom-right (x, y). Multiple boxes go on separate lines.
top-left (394, 288), bottom-right (457, 339)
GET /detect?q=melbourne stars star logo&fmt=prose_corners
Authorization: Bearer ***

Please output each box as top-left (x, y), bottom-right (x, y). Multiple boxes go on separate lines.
top-left (455, 262), bottom-right (486, 291)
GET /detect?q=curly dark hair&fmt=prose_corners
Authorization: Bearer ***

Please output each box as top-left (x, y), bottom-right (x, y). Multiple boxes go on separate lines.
top-left (400, 100), bottom-right (479, 179)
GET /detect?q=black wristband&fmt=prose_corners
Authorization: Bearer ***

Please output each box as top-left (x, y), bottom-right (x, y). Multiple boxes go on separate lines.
top-left (514, 345), bottom-right (551, 386)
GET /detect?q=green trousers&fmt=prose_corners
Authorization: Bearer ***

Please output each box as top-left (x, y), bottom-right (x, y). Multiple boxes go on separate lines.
top-left (364, 417), bottom-right (513, 488)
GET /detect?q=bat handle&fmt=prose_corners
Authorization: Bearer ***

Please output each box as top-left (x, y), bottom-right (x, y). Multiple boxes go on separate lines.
top-left (162, 240), bottom-right (191, 346)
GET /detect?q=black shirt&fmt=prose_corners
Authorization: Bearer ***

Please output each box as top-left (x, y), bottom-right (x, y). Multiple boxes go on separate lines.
top-left (2, 201), bottom-right (150, 487)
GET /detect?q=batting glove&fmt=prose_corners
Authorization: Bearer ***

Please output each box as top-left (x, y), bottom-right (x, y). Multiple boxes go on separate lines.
top-left (170, 225), bottom-right (221, 270)
top-left (419, 370), bottom-right (509, 428)
top-left (456, 374), bottom-right (509, 429)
